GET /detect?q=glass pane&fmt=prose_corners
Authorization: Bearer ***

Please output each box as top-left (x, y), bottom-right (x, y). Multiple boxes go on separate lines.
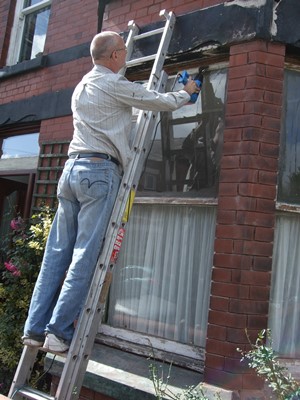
top-left (278, 70), bottom-right (300, 205)
top-left (137, 68), bottom-right (227, 197)
top-left (23, 0), bottom-right (46, 7)
top-left (1, 133), bottom-right (39, 158)
top-left (269, 214), bottom-right (300, 357)
top-left (19, 6), bottom-right (50, 61)
top-left (107, 204), bottom-right (216, 347)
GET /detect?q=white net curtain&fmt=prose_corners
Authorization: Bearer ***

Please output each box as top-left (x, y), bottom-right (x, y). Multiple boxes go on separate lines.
top-left (107, 204), bottom-right (216, 347)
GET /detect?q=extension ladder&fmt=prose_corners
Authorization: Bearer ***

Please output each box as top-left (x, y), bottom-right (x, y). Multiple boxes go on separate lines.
top-left (9, 9), bottom-right (176, 400)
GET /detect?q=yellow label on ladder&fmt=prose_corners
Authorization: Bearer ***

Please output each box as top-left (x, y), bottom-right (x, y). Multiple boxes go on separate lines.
top-left (122, 189), bottom-right (135, 223)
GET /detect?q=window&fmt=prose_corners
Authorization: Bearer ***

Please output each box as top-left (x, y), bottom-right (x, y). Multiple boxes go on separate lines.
top-left (100, 66), bottom-right (227, 367)
top-left (1, 133), bottom-right (39, 158)
top-left (269, 68), bottom-right (300, 357)
top-left (278, 69), bottom-right (300, 205)
top-left (137, 67), bottom-right (227, 198)
top-left (7, 0), bottom-right (51, 65)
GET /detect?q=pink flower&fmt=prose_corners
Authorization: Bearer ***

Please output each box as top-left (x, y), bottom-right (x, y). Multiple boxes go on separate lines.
top-left (10, 216), bottom-right (25, 231)
top-left (4, 260), bottom-right (21, 277)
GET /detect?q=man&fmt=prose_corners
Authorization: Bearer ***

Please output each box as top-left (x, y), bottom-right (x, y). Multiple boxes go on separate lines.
top-left (22, 31), bottom-right (200, 352)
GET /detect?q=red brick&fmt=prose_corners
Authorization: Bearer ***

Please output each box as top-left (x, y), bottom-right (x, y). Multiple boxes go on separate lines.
top-left (208, 310), bottom-right (247, 328)
top-left (240, 155), bottom-right (278, 172)
top-left (242, 372), bottom-right (265, 390)
top-left (230, 40), bottom-right (268, 55)
top-left (221, 155), bottom-right (240, 169)
top-left (205, 353), bottom-right (225, 370)
top-left (240, 270), bottom-right (271, 286)
top-left (248, 51), bottom-right (284, 68)
top-left (247, 314), bottom-right (268, 329)
top-left (210, 295), bottom-right (229, 311)
top-left (220, 169), bottom-right (258, 184)
top-left (207, 324), bottom-right (227, 341)
top-left (244, 101), bottom-right (282, 118)
top-left (229, 299), bottom-right (269, 315)
top-left (254, 226), bottom-right (274, 242)
top-left (224, 141), bottom-right (260, 155)
top-left (226, 88), bottom-right (265, 104)
top-left (216, 209), bottom-right (237, 224)
top-left (214, 238), bottom-right (234, 253)
top-left (238, 184), bottom-right (276, 200)
top-left (249, 285), bottom-right (270, 301)
top-left (213, 253), bottom-right (251, 270)
top-left (224, 356), bottom-right (249, 374)
top-left (225, 114), bottom-right (262, 129)
top-left (216, 223), bottom-right (254, 240)
top-left (256, 197), bottom-right (276, 212)
top-left (206, 338), bottom-right (242, 358)
top-left (218, 183), bottom-right (239, 196)
top-left (204, 367), bottom-right (243, 390)
top-left (236, 210), bottom-right (275, 227)
top-left (258, 170), bottom-right (278, 186)
top-left (253, 256), bottom-right (272, 271)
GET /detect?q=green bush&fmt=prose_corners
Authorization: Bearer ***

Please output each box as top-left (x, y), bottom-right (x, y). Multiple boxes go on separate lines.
top-left (0, 207), bottom-right (54, 395)
top-left (239, 329), bottom-right (300, 400)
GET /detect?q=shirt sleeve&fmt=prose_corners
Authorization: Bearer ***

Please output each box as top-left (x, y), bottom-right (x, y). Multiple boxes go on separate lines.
top-left (110, 75), bottom-right (191, 111)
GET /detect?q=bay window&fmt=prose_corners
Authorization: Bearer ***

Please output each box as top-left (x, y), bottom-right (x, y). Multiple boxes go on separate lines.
top-left (269, 68), bottom-right (300, 357)
top-left (99, 66), bottom-right (228, 369)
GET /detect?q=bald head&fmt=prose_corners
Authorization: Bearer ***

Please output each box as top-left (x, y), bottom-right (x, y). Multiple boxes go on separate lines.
top-left (90, 31), bottom-right (121, 62)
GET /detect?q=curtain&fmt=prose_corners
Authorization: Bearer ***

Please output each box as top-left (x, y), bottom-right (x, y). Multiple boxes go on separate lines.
top-left (107, 204), bottom-right (216, 348)
top-left (269, 213), bottom-right (300, 356)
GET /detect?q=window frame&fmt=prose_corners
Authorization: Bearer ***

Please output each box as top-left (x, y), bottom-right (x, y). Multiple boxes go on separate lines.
top-left (6, 0), bottom-right (51, 66)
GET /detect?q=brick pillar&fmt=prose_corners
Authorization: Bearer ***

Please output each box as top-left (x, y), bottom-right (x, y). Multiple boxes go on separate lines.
top-left (204, 40), bottom-right (285, 392)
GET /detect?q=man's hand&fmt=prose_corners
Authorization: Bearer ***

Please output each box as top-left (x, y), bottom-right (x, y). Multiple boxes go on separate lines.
top-left (183, 79), bottom-right (201, 96)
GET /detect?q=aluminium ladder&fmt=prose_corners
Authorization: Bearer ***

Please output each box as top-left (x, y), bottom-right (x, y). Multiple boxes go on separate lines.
top-left (9, 9), bottom-right (176, 400)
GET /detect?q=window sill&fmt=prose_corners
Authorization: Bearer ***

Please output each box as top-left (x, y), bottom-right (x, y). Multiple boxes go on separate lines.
top-left (45, 343), bottom-right (203, 400)
top-left (0, 55), bottom-right (46, 80)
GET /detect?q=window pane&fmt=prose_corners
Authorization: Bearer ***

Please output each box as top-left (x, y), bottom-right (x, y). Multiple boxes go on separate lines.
top-left (269, 214), bottom-right (300, 357)
top-left (1, 133), bottom-right (39, 158)
top-left (19, 6), bottom-right (50, 61)
top-left (137, 69), bottom-right (227, 197)
top-left (107, 204), bottom-right (216, 347)
top-left (278, 70), bottom-right (300, 204)
top-left (24, 0), bottom-right (46, 8)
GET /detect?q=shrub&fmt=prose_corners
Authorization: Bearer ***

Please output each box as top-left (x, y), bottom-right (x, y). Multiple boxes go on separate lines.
top-left (0, 207), bottom-right (55, 395)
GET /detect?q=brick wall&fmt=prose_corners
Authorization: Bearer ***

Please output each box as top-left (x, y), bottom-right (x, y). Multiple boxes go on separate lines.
top-left (204, 39), bottom-right (285, 391)
top-left (0, 0), bottom-right (15, 67)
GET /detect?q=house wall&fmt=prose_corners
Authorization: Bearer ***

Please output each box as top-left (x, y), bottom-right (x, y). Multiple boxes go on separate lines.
top-left (0, 0), bottom-right (295, 398)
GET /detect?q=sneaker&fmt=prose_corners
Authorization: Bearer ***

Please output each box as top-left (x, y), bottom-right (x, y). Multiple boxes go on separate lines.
top-left (43, 333), bottom-right (69, 353)
top-left (22, 336), bottom-right (44, 347)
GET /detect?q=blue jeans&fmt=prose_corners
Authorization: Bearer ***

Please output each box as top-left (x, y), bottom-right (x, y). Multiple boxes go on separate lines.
top-left (24, 158), bottom-right (122, 343)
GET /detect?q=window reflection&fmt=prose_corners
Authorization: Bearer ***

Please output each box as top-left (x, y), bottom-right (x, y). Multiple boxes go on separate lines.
top-left (137, 68), bottom-right (227, 197)
top-left (1, 133), bottom-right (40, 158)
top-left (278, 69), bottom-right (300, 205)
top-left (19, 5), bottom-right (50, 62)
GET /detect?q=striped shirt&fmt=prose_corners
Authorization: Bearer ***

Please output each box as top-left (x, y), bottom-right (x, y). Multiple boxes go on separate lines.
top-left (69, 65), bottom-right (190, 169)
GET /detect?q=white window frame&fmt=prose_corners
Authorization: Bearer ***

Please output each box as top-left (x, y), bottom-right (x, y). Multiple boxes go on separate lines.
top-left (6, 0), bottom-right (51, 66)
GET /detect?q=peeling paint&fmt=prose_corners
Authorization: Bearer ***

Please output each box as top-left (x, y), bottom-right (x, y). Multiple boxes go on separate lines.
top-left (225, 0), bottom-right (267, 8)
top-left (271, 0), bottom-right (282, 37)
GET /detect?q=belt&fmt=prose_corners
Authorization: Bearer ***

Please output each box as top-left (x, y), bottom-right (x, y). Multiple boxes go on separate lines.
top-left (69, 153), bottom-right (120, 167)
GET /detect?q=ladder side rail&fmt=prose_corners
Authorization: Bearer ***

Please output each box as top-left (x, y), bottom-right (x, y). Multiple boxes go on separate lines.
top-left (150, 10), bottom-right (176, 82)
top-left (55, 73), bottom-right (168, 400)
top-left (8, 346), bottom-right (39, 399)
top-left (119, 21), bottom-right (139, 76)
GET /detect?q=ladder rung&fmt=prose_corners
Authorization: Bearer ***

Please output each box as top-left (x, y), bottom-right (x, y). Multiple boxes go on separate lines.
top-left (16, 386), bottom-right (54, 400)
top-left (133, 26), bottom-right (164, 41)
top-left (126, 54), bottom-right (157, 66)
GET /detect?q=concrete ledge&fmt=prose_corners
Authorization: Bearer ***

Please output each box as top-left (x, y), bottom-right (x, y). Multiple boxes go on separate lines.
top-left (45, 343), bottom-right (203, 400)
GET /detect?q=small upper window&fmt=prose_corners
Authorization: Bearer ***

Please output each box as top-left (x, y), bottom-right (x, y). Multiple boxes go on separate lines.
top-left (6, 0), bottom-right (51, 65)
